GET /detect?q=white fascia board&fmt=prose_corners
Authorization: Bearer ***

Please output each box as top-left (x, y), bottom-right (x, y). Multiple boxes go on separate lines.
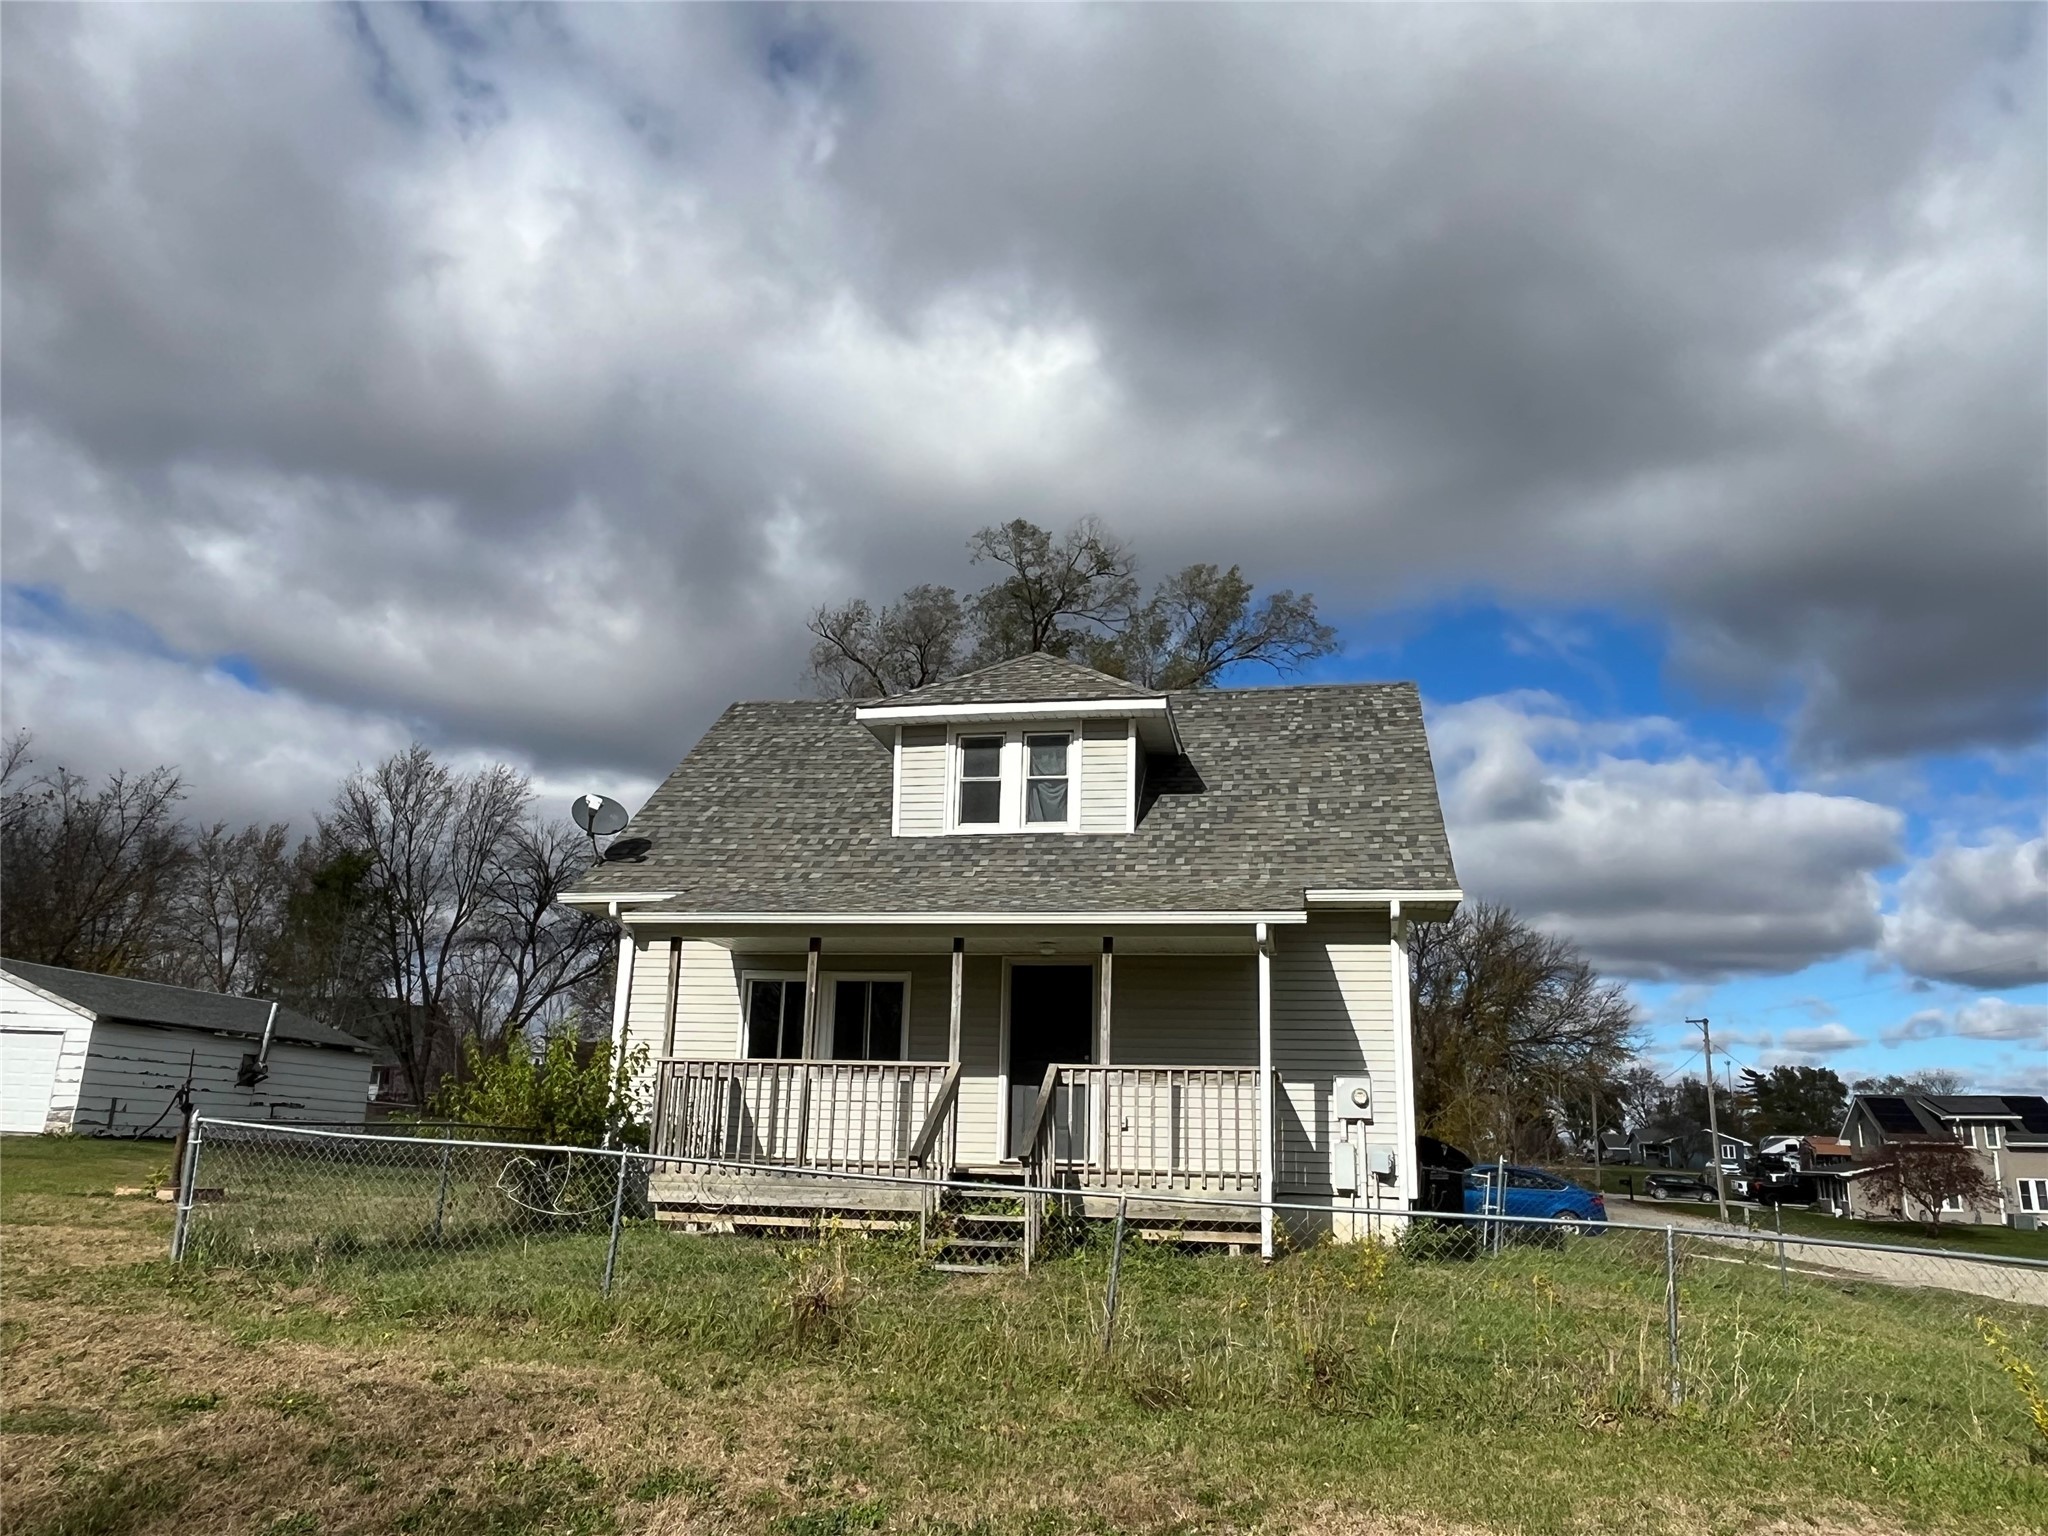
top-left (621, 909), bottom-right (1310, 929)
top-left (557, 891), bottom-right (679, 913)
top-left (855, 698), bottom-right (1168, 725)
top-left (855, 697), bottom-right (1182, 754)
top-left (1303, 888), bottom-right (1465, 907)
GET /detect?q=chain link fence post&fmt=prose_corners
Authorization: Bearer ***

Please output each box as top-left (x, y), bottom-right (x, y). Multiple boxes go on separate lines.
top-left (1774, 1203), bottom-right (1787, 1293)
top-left (1101, 1192), bottom-right (1129, 1354)
top-left (601, 1151), bottom-right (629, 1297)
top-left (1664, 1225), bottom-right (1681, 1407)
top-left (430, 1138), bottom-right (454, 1243)
top-left (169, 1107), bottom-right (203, 1262)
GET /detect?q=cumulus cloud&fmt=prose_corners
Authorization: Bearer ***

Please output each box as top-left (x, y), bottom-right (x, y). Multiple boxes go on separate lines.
top-left (1780, 1023), bottom-right (1871, 1056)
top-left (1882, 823), bottom-right (2048, 988)
top-left (0, 623), bottom-right (656, 831)
top-left (1433, 693), bottom-right (1903, 980)
top-left (0, 2), bottom-right (2039, 800)
top-left (1882, 998), bottom-right (2048, 1048)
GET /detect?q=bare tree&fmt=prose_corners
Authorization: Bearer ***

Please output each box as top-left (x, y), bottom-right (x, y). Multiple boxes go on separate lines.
top-left (806, 517), bottom-right (1337, 698)
top-left (163, 821), bottom-right (293, 993)
top-left (0, 744), bottom-right (193, 976)
top-left (322, 745), bottom-right (616, 1103)
top-left (966, 516), bottom-right (1140, 662)
top-left (1086, 563), bottom-right (1337, 689)
top-left (1859, 1141), bottom-right (2002, 1234)
top-left (807, 585), bottom-right (966, 700)
top-left (1410, 902), bottom-right (1640, 1160)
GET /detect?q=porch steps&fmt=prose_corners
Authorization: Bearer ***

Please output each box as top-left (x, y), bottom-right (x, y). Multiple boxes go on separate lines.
top-left (924, 1195), bottom-right (1028, 1274)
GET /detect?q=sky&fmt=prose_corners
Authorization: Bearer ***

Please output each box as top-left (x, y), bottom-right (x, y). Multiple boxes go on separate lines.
top-left (2, 4), bottom-right (2043, 1094)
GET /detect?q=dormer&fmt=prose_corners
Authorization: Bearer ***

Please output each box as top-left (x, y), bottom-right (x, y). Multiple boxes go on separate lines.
top-left (853, 654), bottom-right (1180, 838)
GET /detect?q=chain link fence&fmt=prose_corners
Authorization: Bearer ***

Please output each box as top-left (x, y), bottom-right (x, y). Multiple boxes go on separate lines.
top-left (172, 1117), bottom-right (2048, 1427)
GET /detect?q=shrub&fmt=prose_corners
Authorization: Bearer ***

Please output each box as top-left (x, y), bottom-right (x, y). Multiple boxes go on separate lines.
top-left (432, 1035), bottom-right (648, 1149)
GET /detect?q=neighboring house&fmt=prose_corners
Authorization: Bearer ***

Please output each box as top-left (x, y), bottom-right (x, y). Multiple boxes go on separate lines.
top-left (1597, 1131), bottom-right (1635, 1164)
top-left (1838, 1091), bottom-right (2048, 1227)
top-left (1803, 1135), bottom-right (1853, 1169)
top-left (0, 960), bottom-right (374, 1137)
top-left (561, 653), bottom-right (1461, 1253)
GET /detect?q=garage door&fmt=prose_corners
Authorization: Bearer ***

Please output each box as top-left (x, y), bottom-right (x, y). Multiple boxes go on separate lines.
top-left (1, 1029), bottom-right (64, 1133)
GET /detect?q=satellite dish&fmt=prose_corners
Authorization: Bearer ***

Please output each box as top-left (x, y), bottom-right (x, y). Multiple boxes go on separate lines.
top-left (572, 793), bottom-right (631, 838)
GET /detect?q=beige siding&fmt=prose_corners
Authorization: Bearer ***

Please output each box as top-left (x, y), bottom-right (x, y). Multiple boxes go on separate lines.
top-left (672, 940), bottom-right (745, 1057)
top-left (1079, 720), bottom-right (1130, 833)
top-left (1271, 912), bottom-right (1401, 1198)
top-left (1108, 957), bottom-right (1256, 1065)
top-left (73, 1022), bottom-right (371, 1136)
top-left (0, 975), bottom-right (95, 1132)
top-left (896, 725), bottom-right (949, 836)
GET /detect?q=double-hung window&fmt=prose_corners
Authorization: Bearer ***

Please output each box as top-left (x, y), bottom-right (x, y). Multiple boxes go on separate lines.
top-left (1025, 733), bottom-right (1070, 824)
top-left (957, 736), bottom-right (1003, 825)
top-left (951, 727), bottom-right (1075, 831)
top-left (2019, 1179), bottom-right (2047, 1213)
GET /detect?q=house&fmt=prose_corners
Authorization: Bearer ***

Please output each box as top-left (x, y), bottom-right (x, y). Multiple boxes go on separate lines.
top-left (1638, 1128), bottom-right (1748, 1172)
top-left (1839, 1091), bottom-right (2048, 1227)
top-left (1597, 1130), bottom-right (1635, 1164)
top-left (561, 653), bottom-right (1461, 1255)
top-left (0, 960), bottom-right (375, 1136)
top-left (1803, 1135), bottom-right (1853, 1168)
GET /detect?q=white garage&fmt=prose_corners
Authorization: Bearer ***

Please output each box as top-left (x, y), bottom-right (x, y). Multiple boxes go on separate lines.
top-left (0, 959), bottom-right (375, 1137)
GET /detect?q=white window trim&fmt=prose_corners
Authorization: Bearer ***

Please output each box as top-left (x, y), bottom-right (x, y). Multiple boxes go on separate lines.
top-left (945, 723), bottom-right (1083, 835)
top-left (735, 970), bottom-right (806, 1059)
top-left (818, 970), bottom-right (914, 1061)
top-left (2018, 1179), bottom-right (2047, 1213)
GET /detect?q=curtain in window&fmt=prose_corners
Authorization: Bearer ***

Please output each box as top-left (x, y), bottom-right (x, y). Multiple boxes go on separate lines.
top-left (1025, 734), bottom-right (1069, 823)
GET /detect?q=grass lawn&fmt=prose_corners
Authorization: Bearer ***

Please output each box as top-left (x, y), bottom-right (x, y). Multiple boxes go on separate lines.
top-left (5, 1134), bottom-right (2048, 1536)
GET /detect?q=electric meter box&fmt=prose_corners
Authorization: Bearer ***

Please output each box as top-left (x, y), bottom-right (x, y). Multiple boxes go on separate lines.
top-left (1332, 1074), bottom-right (1375, 1124)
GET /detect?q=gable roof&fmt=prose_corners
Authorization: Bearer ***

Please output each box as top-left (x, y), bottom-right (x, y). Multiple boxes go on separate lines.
top-left (0, 959), bottom-right (371, 1053)
top-left (571, 679), bottom-right (1457, 916)
top-left (885, 652), bottom-right (1163, 708)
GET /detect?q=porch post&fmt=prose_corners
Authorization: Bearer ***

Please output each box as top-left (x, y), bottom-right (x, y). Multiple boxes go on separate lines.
top-left (803, 936), bottom-right (822, 1057)
top-left (1389, 899), bottom-right (1418, 1206)
top-left (1257, 921), bottom-right (1275, 1259)
top-left (949, 937), bottom-right (965, 1063)
top-left (1097, 936), bottom-right (1114, 1066)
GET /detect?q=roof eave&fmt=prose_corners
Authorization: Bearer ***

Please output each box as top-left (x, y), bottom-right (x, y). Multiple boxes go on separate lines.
top-left (852, 695), bottom-right (1182, 753)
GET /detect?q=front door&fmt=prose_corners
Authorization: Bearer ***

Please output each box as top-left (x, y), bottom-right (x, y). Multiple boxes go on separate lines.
top-left (1006, 964), bottom-right (1093, 1158)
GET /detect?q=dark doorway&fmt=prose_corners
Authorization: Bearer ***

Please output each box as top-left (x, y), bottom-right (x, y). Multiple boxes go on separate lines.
top-left (1007, 964), bottom-right (1093, 1155)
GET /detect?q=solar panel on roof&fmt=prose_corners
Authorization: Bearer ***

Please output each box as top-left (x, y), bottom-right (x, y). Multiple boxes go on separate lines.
top-left (1869, 1097), bottom-right (1922, 1133)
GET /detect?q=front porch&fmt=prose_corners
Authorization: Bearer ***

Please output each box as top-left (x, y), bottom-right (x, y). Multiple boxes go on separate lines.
top-left (630, 922), bottom-right (1282, 1253)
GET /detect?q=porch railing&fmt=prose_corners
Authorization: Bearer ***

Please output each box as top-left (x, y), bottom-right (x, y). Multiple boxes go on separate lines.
top-left (652, 1059), bottom-right (958, 1180)
top-left (1024, 1064), bottom-right (1262, 1195)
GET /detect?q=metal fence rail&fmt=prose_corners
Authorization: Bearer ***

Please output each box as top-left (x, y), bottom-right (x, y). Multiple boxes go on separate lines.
top-left (171, 1115), bottom-right (2048, 1423)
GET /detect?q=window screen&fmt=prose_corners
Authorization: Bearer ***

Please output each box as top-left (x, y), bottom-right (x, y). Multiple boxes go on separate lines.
top-left (830, 979), bottom-right (906, 1060)
top-left (958, 736), bottom-right (1002, 825)
top-left (744, 978), bottom-right (806, 1059)
top-left (1025, 733), bottom-right (1069, 823)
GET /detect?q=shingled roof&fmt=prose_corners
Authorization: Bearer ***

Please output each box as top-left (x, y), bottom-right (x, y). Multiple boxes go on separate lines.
top-left (1, 960), bottom-right (371, 1053)
top-left (573, 678), bottom-right (1457, 915)
top-left (884, 652), bottom-right (1163, 707)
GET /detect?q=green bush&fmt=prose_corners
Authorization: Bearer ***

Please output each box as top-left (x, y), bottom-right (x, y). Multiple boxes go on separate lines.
top-left (432, 1035), bottom-right (648, 1149)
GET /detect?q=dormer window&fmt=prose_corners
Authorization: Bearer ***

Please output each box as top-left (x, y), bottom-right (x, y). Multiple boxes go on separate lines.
top-left (1026, 733), bottom-right (1070, 823)
top-left (942, 726), bottom-right (1078, 833)
top-left (958, 735), bottom-right (1003, 825)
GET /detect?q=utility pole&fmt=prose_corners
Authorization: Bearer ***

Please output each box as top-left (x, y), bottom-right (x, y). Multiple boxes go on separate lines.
top-left (1687, 1018), bottom-right (1730, 1223)
top-left (1590, 1079), bottom-right (1602, 1178)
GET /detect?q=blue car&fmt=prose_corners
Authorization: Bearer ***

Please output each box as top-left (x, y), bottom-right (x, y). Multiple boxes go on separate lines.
top-left (1462, 1164), bottom-right (1607, 1233)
